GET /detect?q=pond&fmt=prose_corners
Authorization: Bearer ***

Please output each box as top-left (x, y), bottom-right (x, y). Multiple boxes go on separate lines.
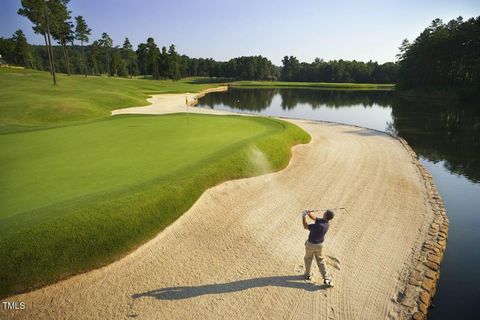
top-left (197, 88), bottom-right (480, 319)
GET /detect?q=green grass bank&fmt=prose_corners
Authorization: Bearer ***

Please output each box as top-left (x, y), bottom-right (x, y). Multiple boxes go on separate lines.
top-left (0, 68), bottom-right (314, 297)
top-left (0, 68), bottom-right (223, 134)
top-left (230, 80), bottom-right (395, 90)
top-left (0, 113), bottom-right (310, 298)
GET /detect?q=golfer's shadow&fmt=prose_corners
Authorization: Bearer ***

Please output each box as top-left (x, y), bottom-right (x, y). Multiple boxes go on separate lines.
top-left (132, 275), bottom-right (329, 301)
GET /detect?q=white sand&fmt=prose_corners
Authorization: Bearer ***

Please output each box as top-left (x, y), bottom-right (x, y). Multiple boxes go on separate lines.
top-left (2, 90), bottom-right (434, 319)
top-left (111, 86), bottom-right (231, 116)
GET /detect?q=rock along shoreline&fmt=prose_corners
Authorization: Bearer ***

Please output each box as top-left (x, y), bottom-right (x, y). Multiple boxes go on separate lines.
top-left (394, 137), bottom-right (449, 320)
top-left (190, 86), bottom-right (450, 319)
top-left (115, 84), bottom-right (449, 320)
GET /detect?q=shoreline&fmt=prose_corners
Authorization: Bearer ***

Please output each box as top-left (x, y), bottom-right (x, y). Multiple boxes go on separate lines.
top-left (111, 85), bottom-right (229, 116)
top-left (186, 85), bottom-right (229, 106)
top-left (3, 89), bottom-right (448, 320)
top-left (394, 137), bottom-right (449, 319)
top-left (112, 87), bottom-right (450, 319)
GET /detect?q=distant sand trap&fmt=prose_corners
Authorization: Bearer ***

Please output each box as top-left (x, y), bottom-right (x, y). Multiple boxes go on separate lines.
top-left (111, 86), bottom-right (231, 116)
top-left (2, 91), bottom-right (434, 320)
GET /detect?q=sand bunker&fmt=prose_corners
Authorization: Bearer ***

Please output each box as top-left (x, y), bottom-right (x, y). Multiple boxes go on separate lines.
top-left (2, 91), bottom-right (435, 319)
top-left (111, 86), bottom-right (230, 116)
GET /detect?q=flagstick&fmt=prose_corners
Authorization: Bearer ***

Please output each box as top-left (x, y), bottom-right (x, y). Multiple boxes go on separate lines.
top-left (186, 96), bottom-right (189, 125)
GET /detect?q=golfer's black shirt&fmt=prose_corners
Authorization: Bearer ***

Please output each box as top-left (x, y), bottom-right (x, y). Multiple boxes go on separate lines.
top-left (307, 218), bottom-right (329, 244)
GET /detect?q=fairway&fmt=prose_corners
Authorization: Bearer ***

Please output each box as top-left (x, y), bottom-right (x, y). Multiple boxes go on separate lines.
top-left (0, 112), bottom-right (310, 297)
top-left (0, 68), bottom-right (224, 134)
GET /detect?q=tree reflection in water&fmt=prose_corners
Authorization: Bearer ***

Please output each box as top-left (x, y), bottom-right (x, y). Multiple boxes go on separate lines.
top-left (389, 96), bottom-right (480, 183)
top-left (198, 88), bottom-right (480, 182)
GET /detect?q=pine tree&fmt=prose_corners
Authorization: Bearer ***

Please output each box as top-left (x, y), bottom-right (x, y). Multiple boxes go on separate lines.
top-left (122, 38), bottom-right (136, 78)
top-left (74, 16), bottom-right (91, 76)
top-left (98, 32), bottom-right (113, 76)
top-left (48, 0), bottom-right (73, 75)
top-left (136, 43), bottom-right (148, 79)
top-left (146, 38), bottom-right (159, 80)
top-left (88, 40), bottom-right (101, 75)
top-left (168, 44), bottom-right (181, 80)
top-left (12, 29), bottom-right (33, 67)
top-left (18, 0), bottom-right (57, 84)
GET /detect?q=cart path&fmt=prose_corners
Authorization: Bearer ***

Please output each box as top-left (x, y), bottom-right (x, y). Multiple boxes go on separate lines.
top-left (3, 117), bottom-right (433, 320)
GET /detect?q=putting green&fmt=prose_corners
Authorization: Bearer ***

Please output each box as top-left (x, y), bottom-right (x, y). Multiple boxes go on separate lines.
top-left (1, 114), bottom-right (270, 220)
top-left (0, 113), bottom-right (310, 297)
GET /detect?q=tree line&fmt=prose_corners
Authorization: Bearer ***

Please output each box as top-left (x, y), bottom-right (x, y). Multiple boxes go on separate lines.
top-left (0, 32), bottom-right (281, 81)
top-left (280, 57), bottom-right (398, 83)
top-left (0, 0), bottom-right (281, 83)
top-left (396, 16), bottom-right (480, 90)
top-left (0, 0), bottom-right (192, 82)
top-left (1, 2), bottom-right (478, 89)
top-left (20, 0), bottom-right (480, 87)
top-left (0, 0), bottom-right (399, 84)
top-left (1, 28), bottom-right (399, 84)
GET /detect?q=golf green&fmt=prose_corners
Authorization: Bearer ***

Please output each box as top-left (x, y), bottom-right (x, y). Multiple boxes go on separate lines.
top-left (1, 114), bottom-right (270, 219)
top-left (0, 112), bottom-right (310, 297)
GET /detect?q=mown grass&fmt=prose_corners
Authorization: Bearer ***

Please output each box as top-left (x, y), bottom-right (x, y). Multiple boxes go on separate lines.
top-left (0, 68), bottom-right (225, 134)
top-left (0, 68), bottom-right (311, 297)
top-left (0, 113), bottom-right (310, 298)
top-left (230, 80), bottom-right (395, 90)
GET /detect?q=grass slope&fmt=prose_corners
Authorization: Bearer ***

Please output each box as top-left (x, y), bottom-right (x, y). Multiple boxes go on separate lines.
top-left (0, 113), bottom-right (310, 297)
top-left (0, 68), bottom-right (223, 134)
top-left (231, 80), bottom-right (395, 90)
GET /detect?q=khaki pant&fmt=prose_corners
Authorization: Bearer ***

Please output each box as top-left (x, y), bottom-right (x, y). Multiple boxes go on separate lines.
top-left (304, 241), bottom-right (330, 280)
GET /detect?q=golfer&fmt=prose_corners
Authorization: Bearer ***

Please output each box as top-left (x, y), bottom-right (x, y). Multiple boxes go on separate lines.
top-left (302, 209), bottom-right (334, 287)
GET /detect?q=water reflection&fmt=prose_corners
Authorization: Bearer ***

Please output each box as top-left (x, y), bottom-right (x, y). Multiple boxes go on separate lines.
top-left (202, 88), bottom-right (393, 111)
top-left (198, 88), bottom-right (480, 183)
top-left (197, 87), bottom-right (480, 320)
top-left (202, 88), bottom-right (276, 112)
top-left (279, 89), bottom-right (392, 109)
top-left (390, 96), bottom-right (480, 183)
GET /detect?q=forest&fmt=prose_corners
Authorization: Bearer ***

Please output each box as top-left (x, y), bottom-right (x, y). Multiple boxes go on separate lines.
top-left (396, 16), bottom-right (480, 90)
top-left (0, 30), bottom-right (397, 83)
top-left (0, 0), bottom-right (396, 83)
top-left (0, 0), bottom-right (478, 91)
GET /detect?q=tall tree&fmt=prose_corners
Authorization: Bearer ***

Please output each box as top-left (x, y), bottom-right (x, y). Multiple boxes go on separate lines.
top-left (136, 43), bottom-right (148, 79)
top-left (110, 46), bottom-right (127, 76)
top-left (52, 20), bottom-right (74, 75)
top-left (18, 0), bottom-right (57, 84)
top-left (167, 44), bottom-right (181, 80)
top-left (98, 32), bottom-right (113, 76)
top-left (121, 38), bottom-right (136, 78)
top-left (0, 37), bottom-right (16, 64)
top-left (281, 56), bottom-right (299, 81)
top-left (146, 37), bottom-right (159, 79)
top-left (12, 29), bottom-right (33, 67)
top-left (74, 15), bottom-right (91, 76)
top-left (45, 0), bottom-right (72, 75)
top-left (158, 46), bottom-right (168, 78)
top-left (396, 16), bottom-right (480, 90)
top-left (396, 39), bottom-right (411, 61)
top-left (88, 40), bottom-right (100, 75)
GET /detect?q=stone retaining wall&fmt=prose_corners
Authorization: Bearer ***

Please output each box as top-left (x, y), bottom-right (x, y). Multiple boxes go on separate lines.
top-left (396, 137), bottom-right (449, 320)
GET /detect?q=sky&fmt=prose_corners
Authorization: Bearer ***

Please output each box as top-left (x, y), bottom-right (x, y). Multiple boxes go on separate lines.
top-left (1, 0), bottom-right (479, 65)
